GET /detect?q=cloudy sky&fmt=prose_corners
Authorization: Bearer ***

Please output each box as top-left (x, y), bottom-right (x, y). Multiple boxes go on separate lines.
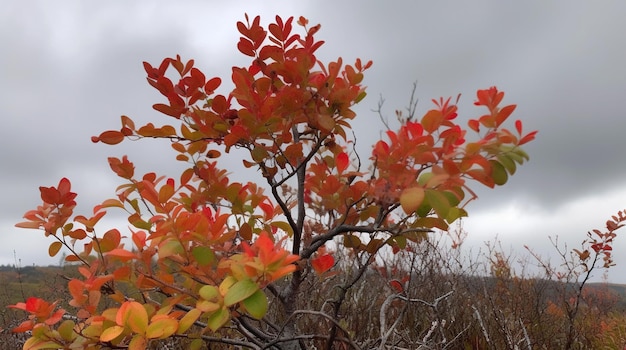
top-left (2, 1), bottom-right (625, 282)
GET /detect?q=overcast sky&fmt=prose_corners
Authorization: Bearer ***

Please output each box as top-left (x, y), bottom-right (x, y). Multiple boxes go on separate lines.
top-left (2, 1), bottom-right (625, 282)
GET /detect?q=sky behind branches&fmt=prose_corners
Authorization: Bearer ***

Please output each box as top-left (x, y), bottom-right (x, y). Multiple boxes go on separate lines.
top-left (1, 1), bottom-right (625, 281)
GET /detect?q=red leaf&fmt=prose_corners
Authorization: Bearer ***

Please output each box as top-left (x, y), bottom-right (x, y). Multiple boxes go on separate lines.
top-left (389, 279), bottom-right (404, 293)
top-left (172, 56), bottom-right (184, 75)
top-left (336, 152), bottom-right (349, 173)
top-left (259, 201), bottom-right (274, 219)
top-left (519, 130), bottom-right (538, 145)
top-left (143, 61), bottom-right (157, 79)
top-left (311, 254), bottom-right (334, 274)
top-left (40, 186), bottom-right (60, 205)
top-left (190, 67), bottom-right (206, 87)
top-left (204, 77), bottom-right (222, 95)
top-left (238, 38), bottom-right (256, 57)
top-left (157, 58), bottom-right (171, 76)
top-left (182, 59), bottom-right (195, 76)
top-left (212, 95), bottom-right (228, 114)
top-left (515, 119), bottom-right (523, 135)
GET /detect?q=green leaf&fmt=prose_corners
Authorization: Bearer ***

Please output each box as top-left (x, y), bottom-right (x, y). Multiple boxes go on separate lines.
top-left (418, 172), bottom-right (433, 186)
top-left (355, 91), bottom-right (367, 103)
top-left (442, 190), bottom-right (461, 207)
top-left (365, 238), bottom-right (384, 253)
top-left (425, 189), bottom-right (450, 219)
top-left (224, 279), bottom-right (259, 307)
top-left (515, 148), bottom-right (530, 161)
top-left (343, 234), bottom-right (361, 248)
top-left (58, 320), bottom-right (76, 341)
top-left (192, 246), bottom-right (215, 266)
top-left (271, 221), bottom-right (294, 237)
top-left (497, 154), bottom-right (517, 175)
top-left (190, 339), bottom-right (204, 350)
top-left (251, 145), bottom-right (269, 163)
top-left (391, 236), bottom-right (407, 250)
top-left (241, 289), bottom-right (268, 319)
top-left (416, 200), bottom-right (432, 217)
top-left (504, 146), bottom-right (529, 163)
top-left (403, 227), bottom-right (428, 242)
top-left (414, 216), bottom-right (449, 231)
top-left (446, 207), bottom-right (468, 224)
top-left (199, 285), bottom-right (219, 301)
top-left (158, 240), bottom-right (183, 259)
top-left (490, 160), bottom-right (508, 186)
top-left (207, 307), bottom-right (230, 332)
top-left (22, 338), bottom-right (64, 350)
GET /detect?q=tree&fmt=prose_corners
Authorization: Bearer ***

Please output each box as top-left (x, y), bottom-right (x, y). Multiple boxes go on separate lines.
top-left (10, 14), bottom-right (536, 349)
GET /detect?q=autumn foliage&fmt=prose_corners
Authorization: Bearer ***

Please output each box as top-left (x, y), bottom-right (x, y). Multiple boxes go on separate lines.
top-left (12, 14), bottom-right (537, 349)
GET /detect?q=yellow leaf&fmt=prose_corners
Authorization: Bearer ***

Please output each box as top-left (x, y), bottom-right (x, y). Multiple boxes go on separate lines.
top-left (117, 301), bottom-right (148, 334)
top-left (177, 308), bottom-right (202, 334)
top-left (146, 317), bottom-right (178, 339)
top-left (100, 325), bottom-right (125, 342)
top-left (128, 334), bottom-right (147, 350)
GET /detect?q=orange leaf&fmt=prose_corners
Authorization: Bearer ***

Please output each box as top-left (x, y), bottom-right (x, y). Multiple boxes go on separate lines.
top-left (97, 130), bottom-right (125, 145)
top-left (106, 248), bottom-right (137, 262)
top-left (153, 103), bottom-right (182, 118)
top-left (12, 320), bottom-right (35, 333)
top-left (98, 229), bottom-right (121, 253)
top-left (495, 104), bottom-right (516, 126)
top-left (108, 156), bottom-right (135, 179)
top-left (15, 220), bottom-right (42, 229)
top-left (421, 109), bottom-right (442, 133)
top-left (48, 241), bottom-right (63, 257)
top-left (468, 119), bottom-right (480, 132)
top-left (400, 187), bottom-right (425, 214)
